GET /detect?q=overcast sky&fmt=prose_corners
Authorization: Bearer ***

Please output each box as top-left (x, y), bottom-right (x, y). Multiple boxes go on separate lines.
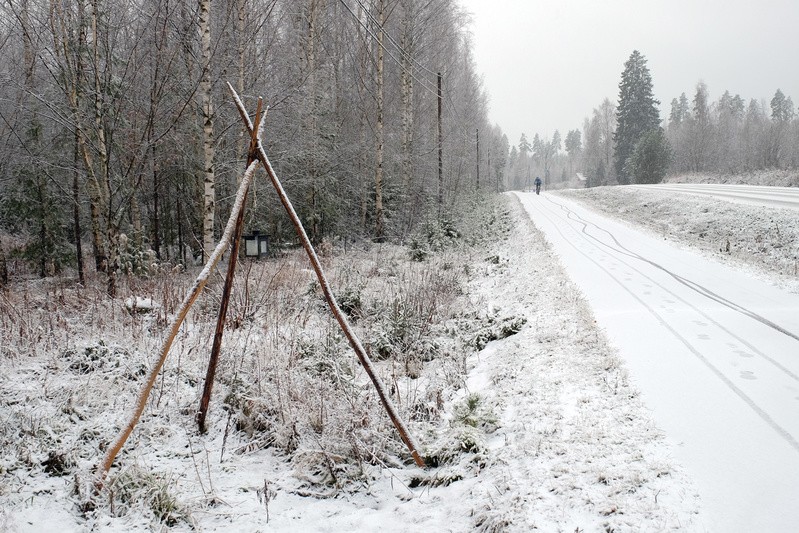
top-left (458, 0), bottom-right (799, 147)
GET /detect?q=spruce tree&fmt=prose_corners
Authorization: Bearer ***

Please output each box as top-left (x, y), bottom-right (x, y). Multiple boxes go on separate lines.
top-left (614, 50), bottom-right (661, 184)
top-left (623, 129), bottom-right (671, 184)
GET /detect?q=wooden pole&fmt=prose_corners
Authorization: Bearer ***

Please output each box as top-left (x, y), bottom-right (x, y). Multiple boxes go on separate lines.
top-left (93, 159), bottom-right (260, 497)
top-left (197, 99), bottom-right (264, 434)
top-left (228, 84), bottom-right (425, 467)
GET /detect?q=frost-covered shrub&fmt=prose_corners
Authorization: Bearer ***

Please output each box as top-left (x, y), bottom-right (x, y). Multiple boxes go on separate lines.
top-left (498, 316), bottom-right (527, 338)
top-left (453, 393), bottom-right (499, 433)
top-left (409, 216), bottom-right (462, 259)
top-left (62, 341), bottom-right (145, 378)
top-left (223, 378), bottom-right (275, 439)
top-left (335, 285), bottom-right (363, 318)
top-left (365, 280), bottom-right (448, 375)
top-left (467, 311), bottom-right (528, 351)
top-left (421, 393), bottom-right (496, 476)
top-left (42, 450), bottom-right (74, 477)
top-left (409, 238), bottom-right (429, 262)
top-left (423, 426), bottom-right (488, 469)
top-left (116, 234), bottom-right (158, 277)
top-left (295, 333), bottom-right (353, 382)
top-left (110, 467), bottom-right (190, 527)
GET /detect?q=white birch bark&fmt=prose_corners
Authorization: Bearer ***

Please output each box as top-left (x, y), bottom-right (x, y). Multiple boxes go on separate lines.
top-left (199, 0), bottom-right (216, 262)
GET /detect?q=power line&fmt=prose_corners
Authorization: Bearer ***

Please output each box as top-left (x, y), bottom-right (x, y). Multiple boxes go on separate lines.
top-left (336, 0), bottom-right (487, 156)
top-left (336, 0), bottom-right (440, 97)
top-left (345, 0), bottom-right (484, 141)
top-left (350, 0), bottom-right (440, 80)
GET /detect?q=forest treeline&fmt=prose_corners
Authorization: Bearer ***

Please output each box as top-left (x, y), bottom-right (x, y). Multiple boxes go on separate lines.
top-left (506, 54), bottom-right (799, 190)
top-left (0, 0), bottom-right (507, 288)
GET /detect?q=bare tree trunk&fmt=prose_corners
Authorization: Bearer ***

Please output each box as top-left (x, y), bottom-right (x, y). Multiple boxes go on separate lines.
top-left (74, 126), bottom-right (85, 284)
top-left (0, 251), bottom-right (7, 288)
top-left (476, 128), bottom-right (480, 190)
top-left (49, 0), bottom-right (105, 275)
top-left (106, 226), bottom-right (119, 297)
top-left (21, 0), bottom-right (34, 83)
top-left (21, 0), bottom-right (48, 277)
top-left (437, 72), bottom-right (443, 219)
top-left (36, 177), bottom-right (47, 277)
top-left (199, 0), bottom-right (216, 262)
top-left (86, 179), bottom-right (107, 272)
top-left (400, 0), bottom-right (415, 233)
top-left (359, 119), bottom-right (368, 230)
top-left (151, 143), bottom-right (160, 259)
top-left (373, 0), bottom-right (385, 241)
top-left (236, 0), bottom-right (247, 161)
top-left (177, 177), bottom-right (186, 265)
top-left (130, 193), bottom-right (143, 251)
top-left (90, 0), bottom-right (116, 294)
top-left (355, 1), bottom-right (369, 233)
top-left (305, 0), bottom-right (320, 242)
top-left (71, 11), bottom-right (86, 285)
top-left (149, 12), bottom-right (164, 260)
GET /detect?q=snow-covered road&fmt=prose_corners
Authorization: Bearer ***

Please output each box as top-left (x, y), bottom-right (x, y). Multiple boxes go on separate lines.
top-left (516, 191), bottom-right (799, 532)
top-left (631, 183), bottom-right (799, 211)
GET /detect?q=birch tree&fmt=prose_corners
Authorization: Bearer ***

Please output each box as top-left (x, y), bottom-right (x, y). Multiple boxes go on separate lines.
top-left (199, 0), bottom-right (215, 261)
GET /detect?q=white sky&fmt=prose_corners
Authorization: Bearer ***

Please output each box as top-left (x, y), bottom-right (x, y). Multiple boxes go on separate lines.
top-left (458, 0), bottom-right (799, 147)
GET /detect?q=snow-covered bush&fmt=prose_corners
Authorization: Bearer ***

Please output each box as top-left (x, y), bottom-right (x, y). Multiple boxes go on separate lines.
top-left (109, 467), bottom-right (190, 527)
top-left (414, 393), bottom-right (497, 487)
top-left (461, 308), bottom-right (528, 351)
top-left (453, 393), bottom-right (499, 433)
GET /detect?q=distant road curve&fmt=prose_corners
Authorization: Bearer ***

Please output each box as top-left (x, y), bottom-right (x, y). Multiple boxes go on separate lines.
top-left (630, 183), bottom-right (799, 211)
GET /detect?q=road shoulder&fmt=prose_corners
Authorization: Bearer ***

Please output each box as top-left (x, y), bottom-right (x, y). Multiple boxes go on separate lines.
top-left (458, 194), bottom-right (702, 530)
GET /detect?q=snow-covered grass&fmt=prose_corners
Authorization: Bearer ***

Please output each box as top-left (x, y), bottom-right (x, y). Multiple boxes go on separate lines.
top-left (0, 194), bottom-right (699, 531)
top-left (664, 170), bottom-right (799, 187)
top-left (452, 196), bottom-right (700, 531)
top-left (557, 185), bottom-right (799, 294)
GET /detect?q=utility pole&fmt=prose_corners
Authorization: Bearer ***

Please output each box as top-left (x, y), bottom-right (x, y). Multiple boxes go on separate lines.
top-left (489, 145), bottom-right (496, 193)
top-left (526, 165), bottom-right (530, 191)
top-left (437, 72), bottom-right (443, 219)
top-left (475, 128), bottom-right (480, 190)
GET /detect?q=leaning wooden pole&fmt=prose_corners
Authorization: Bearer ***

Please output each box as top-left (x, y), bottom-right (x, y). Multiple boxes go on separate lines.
top-left (228, 83), bottom-right (425, 467)
top-left (197, 99), bottom-right (264, 434)
top-left (92, 159), bottom-right (260, 497)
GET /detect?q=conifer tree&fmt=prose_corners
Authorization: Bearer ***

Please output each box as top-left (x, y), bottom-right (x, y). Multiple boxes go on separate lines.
top-left (614, 50), bottom-right (661, 184)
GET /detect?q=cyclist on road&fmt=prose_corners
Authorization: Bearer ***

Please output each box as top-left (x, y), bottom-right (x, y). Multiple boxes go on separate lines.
top-left (534, 176), bottom-right (542, 195)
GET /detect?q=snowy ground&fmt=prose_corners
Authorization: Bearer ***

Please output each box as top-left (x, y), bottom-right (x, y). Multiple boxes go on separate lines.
top-left (0, 195), bottom-right (701, 532)
top-left (519, 190), bottom-right (799, 532)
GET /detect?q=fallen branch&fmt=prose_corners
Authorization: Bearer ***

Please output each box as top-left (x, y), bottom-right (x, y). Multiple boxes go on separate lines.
top-left (92, 159), bottom-right (260, 496)
top-left (228, 83), bottom-right (424, 467)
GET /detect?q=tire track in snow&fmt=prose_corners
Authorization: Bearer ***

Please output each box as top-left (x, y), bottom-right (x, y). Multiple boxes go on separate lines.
top-left (551, 196), bottom-right (799, 345)
top-left (544, 197), bottom-right (799, 384)
top-left (521, 193), bottom-right (799, 455)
